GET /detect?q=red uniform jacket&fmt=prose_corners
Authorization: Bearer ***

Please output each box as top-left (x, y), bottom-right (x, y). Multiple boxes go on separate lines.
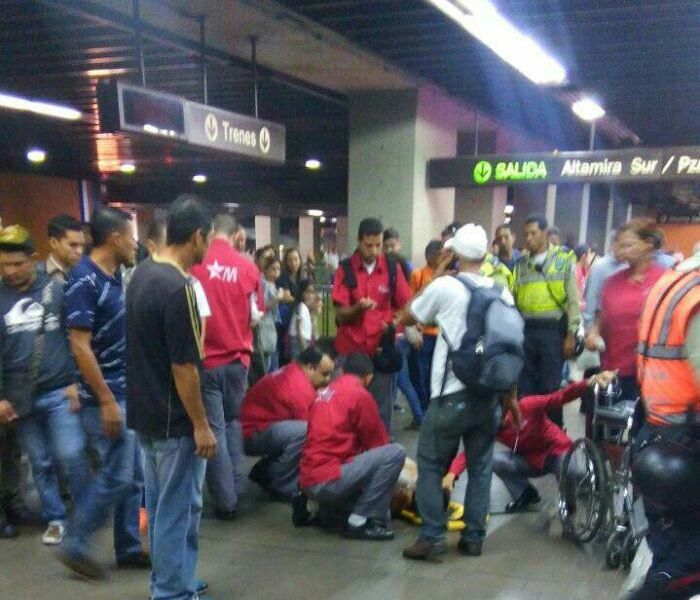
top-left (449, 381), bottom-right (588, 474)
top-left (332, 252), bottom-right (411, 356)
top-left (300, 374), bottom-right (388, 489)
top-left (191, 239), bottom-right (263, 370)
top-left (240, 362), bottom-right (316, 440)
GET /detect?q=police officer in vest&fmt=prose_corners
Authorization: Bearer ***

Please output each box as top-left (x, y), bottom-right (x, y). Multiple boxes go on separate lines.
top-left (633, 244), bottom-right (700, 595)
top-left (512, 214), bottom-right (581, 426)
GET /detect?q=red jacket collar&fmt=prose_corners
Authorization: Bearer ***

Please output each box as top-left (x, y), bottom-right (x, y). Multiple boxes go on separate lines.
top-left (350, 250), bottom-right (386, 274)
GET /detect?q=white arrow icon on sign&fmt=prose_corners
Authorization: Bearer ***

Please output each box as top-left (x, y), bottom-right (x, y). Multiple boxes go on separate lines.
top-left (205, 114), bottom-right (218, 142)
top-left (259, 127), bottom-right (271, 154)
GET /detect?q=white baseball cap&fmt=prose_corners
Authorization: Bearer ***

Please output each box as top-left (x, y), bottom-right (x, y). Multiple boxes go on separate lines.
top-left (450, 223), bottom-right (488, 260)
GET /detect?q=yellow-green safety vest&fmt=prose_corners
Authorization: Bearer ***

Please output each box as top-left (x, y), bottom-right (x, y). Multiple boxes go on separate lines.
top-left (512, 246), bottom-right (574, 318)
top-left (480, 253), bottom-right (513, 290)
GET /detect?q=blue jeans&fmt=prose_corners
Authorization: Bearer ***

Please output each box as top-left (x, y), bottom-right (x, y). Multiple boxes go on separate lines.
top-left (203, 361), bottom-right (248, 512)
top-left (139, 434), bottom-right (206, 600)
top-left (16, 388), bottom-right (90, 522)
top-left (396, 338), bottom-right (424, 423)
top-left (63, 399), bottom-right (143, 561)
top-left (416, 391), bottom-right (501, 543)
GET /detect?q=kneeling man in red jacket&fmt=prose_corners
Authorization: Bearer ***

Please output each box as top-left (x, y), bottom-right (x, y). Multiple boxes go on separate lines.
top-left (241, 347), bottom-right (335, 500)
top-left (445, 371), bottom-right (616, 512)
top-left (298, 353), bottom-right (406, 541)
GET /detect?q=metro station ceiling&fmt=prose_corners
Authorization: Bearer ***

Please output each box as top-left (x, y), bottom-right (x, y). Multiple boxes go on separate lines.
top-left (0, 0), bottom-right (349, 211)
top-left (278, 0), bottom-right (700, 149)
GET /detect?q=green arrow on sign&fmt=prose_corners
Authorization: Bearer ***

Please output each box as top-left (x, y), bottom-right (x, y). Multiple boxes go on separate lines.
top-left (473, 160), bottom-right (493, 184)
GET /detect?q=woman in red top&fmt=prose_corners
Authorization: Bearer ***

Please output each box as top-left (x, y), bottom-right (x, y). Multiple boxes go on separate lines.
top-left (586, 218), bottom-right (667, 400)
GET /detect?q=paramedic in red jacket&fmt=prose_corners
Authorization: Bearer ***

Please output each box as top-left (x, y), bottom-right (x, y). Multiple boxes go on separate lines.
top-left (444, 371), bottom-right (617, 512)
top-left (241, 347), bottom-right (335, 500)
top-left (298, 353), bottom-right (406, 541)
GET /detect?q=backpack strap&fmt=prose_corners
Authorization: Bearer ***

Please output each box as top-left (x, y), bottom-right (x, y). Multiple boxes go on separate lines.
top-left (340, 258), bottom-right (357, 290)
top-left (386, 255), bottom-right (397, 297)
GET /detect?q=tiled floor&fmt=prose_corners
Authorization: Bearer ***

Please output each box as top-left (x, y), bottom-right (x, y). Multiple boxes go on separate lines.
top-left (0, 403), bottom-right (629, 599)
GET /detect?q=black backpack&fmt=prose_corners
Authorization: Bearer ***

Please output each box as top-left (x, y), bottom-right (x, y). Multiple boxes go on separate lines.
top-left (441, 276), bottom-right (525, 397)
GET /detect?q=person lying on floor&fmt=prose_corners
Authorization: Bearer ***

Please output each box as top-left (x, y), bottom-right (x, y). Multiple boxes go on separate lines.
top-left (295, 352), bottom-right (407, 541)
top-left (444, 371), bottom-right (617, 512)
top-left (240, 346), bottom-right (335, 501)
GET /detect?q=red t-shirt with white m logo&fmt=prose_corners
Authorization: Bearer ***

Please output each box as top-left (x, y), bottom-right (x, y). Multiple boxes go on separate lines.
top-left (191, 239), bottom-right (264, 369)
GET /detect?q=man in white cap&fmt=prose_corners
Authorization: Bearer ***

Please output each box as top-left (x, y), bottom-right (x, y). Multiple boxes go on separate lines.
top-left (399, 223), bottom-right (520, 562)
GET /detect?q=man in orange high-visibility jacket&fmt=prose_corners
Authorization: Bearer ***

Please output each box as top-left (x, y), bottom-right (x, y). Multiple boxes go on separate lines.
top-left (634, 246), bottom-right (700, 592)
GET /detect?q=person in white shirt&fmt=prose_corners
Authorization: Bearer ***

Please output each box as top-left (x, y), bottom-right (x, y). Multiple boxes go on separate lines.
top-left (289, 281), bottom-right (315, 359)
top-left (399, 223), bottom-right (521, 563)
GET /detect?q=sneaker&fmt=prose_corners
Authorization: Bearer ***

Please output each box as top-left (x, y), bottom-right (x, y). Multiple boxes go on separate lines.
top-left (457, 538), bottom-right (483, 557)
top-left (402, 539), bottom-right (448, 562)
top-left (0, 521), bottom-right (19, 539)
top-left (117, 550), bottom-right (151, 569)
top-left (505, 484), bottom-right (541, 514)
top-left (291, 492), bottom-right (311, 527)
top-left (195, 578), bottom-right (208, 594)
top-left (42, 520), bottom-right (66, 545)
top-left (58, 549), bottom-right (106, 580)
top-left (342, 519), bottom-right (394, 541)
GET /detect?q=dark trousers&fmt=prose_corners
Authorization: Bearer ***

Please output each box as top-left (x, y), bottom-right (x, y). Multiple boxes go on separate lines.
top-left (410, 334), bottom-right (436, 411)
top-left (0, 425), bottom-right (23, 522)
top-left (634, 423), bottom-right (700, 587)
top-left (520, 321), bottom-right (565, 427)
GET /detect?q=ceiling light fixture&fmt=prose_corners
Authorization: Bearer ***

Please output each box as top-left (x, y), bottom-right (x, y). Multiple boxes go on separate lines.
top-left (119, 163), bottom-right (136, 174)
top-left (504, 204), bottom-right (514, 215)
top-left (305, 158), bottom-right (322, 170)
top-left (572, 98), bottom-right (606, 122)
top-left (0, 91), bottom-right (82, 121)
top-left (26, 148), bottom-right (46, 164)
top-left (192, 174), bottom-right (207, 183)
top-left (426, 0), bottom-right (566, 85)
top-left (307, 209), bottom-right (323, 217)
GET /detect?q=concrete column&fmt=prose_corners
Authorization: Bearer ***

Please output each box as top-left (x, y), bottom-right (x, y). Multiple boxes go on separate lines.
top-left (454, 185), bottom-right (507, 242)
top-left (579, 184), bottom-right (591, 243)
top-left (336, 216), bottom-right (349, 257)
top-left (298, 216), bottom-right (314, 263)
top-left (348, 86), bottom-right (457, 266)
top-left (604, 186), bottom-right (615, 254)
top-left (545, 184), bottom-right (557, 227)
top-left (255, 215), bottom-right (279, 248)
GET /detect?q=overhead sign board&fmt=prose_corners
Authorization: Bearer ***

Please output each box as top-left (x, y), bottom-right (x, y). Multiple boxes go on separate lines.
top-left (428, 147), bottom-right (700, 188)
top-left (185, 102), bottom-right (285, 164)
top-left (98, 81), bottom-right (285, 164)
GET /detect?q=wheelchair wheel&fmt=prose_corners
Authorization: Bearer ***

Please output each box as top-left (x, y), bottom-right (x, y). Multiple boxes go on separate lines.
top-left (621, 530), bottom-right (640, 569)
top-left (605, 529), bottom-right (625, 569)
top-left (559, 438), bottom-right (609, 543)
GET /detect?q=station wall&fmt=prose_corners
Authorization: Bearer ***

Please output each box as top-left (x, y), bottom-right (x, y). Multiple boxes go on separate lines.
top-left (0, 171), bottom-right (81, 259)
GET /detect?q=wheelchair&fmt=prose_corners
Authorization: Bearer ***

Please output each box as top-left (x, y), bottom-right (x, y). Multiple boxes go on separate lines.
top-left (558, 379), bottom-right (645, 569)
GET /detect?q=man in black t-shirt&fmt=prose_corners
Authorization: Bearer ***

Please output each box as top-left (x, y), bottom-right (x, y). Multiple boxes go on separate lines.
top-left (126, 195), bottom-right (216, 600)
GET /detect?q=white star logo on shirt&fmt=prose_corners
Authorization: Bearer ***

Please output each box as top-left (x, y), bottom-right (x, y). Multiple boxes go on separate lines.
top-left (207, 260), bottom-right (225, 280)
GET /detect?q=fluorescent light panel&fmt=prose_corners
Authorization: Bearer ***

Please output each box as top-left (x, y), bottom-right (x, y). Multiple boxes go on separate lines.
top-left (0, 92), bottom-right (82, 121)
top-left (426, 0), bottom-right (566, 85)
top-left (305, 158), bottom-right (322, 170)
top-left (307, 209), bottom-right (323, 217)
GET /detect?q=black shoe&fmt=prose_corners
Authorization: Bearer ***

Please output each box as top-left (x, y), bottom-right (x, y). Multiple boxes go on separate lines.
top-left (342, 519), bottom-right (394, 541)
top-left (402, 539), bottom-right (448, 562)
top-left (505, 485), bottom-right (541, 514)
top-left (248, 458), bottom-right (271, 490)
top-left (292, 492), bottom-right (311, 527)
top-left (457, 538), bottom-right (483, 557)
top-left (58, 549), bottom-right (106, 580)
top-left (0, 522), bottom-right (19, 539)
top-left (117, 550), bottom-right (151, 569)
top-left (214, 509), bottom-right (237, 521)
top-left (4, 504), bottom-right (29, 526)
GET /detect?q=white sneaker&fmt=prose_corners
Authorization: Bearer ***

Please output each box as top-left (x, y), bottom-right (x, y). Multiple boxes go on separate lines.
top-left (42, 520), bottom-right (66, 545)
